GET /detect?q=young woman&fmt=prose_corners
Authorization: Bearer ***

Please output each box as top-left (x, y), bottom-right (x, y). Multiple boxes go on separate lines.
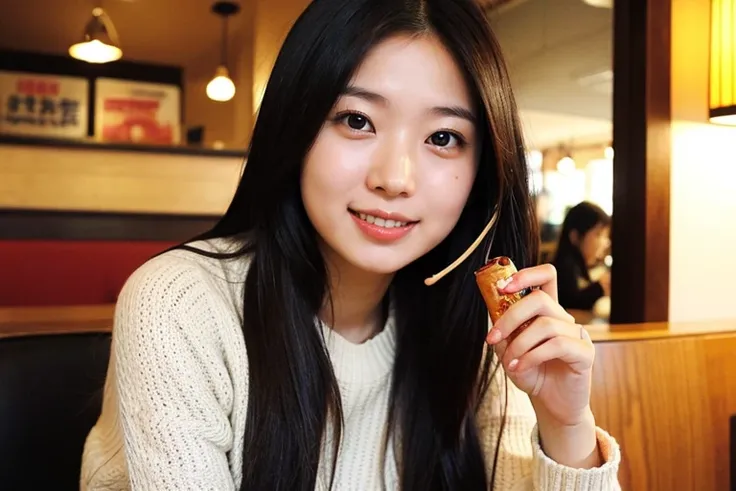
top-left (553, 202), bottom-right (612, 312)
top-left (82, 0), bottom-right (620, 489)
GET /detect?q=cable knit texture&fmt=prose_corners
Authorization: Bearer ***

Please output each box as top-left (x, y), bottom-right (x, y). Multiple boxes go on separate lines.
top-left (81, 238), bottom-right (621, 491)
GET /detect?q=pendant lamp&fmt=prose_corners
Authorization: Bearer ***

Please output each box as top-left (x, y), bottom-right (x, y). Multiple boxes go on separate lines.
top-left (69, 7), bottom-right (123, 64)
top-left (206, 1), bottom-right (239, 102)
top-left (710, 0), bottom-right (736, 125)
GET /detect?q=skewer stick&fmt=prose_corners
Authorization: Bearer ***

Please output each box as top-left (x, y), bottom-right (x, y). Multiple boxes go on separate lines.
top-left (424, 209), bottom-right (499, 286)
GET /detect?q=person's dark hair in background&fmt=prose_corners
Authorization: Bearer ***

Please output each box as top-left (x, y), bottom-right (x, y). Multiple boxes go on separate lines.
top-left (553, 201), bottom-right (611, 311)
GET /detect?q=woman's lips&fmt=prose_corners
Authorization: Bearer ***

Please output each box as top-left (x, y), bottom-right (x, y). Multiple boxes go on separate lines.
top-left (349, 209), bottom-right (418, 242)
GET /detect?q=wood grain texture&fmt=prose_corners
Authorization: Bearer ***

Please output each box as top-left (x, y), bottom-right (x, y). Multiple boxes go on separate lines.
top-left (591, 333), bottom-right (736, 490)
top-left (588, 320), bottom-right (736, 342)
top-left (610, 0), bottom-right (671, 324)
top-left (0, 134), bottom-right (247, 158)
top-left (0, 304), bottom-right (114, 339)
top-left (0, 144), bottom-right (244, 215)
top-left (0, 304), bottom-right (115, 325)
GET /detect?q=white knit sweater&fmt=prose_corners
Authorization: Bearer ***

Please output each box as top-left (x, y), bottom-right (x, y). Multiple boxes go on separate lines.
top-left (81, 238), bottom-right (621, 490)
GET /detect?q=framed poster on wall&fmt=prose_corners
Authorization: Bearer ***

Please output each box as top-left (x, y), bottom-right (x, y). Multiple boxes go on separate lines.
top-left (0, 70), bottom-right (89, 139)
top-left (95, 78), bottom-right (181, 145)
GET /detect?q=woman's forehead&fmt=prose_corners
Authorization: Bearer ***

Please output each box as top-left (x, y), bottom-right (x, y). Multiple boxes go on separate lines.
top-left (347, 34), bottom-right (474, 112)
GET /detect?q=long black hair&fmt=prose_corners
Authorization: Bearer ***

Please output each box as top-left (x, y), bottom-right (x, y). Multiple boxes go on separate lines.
top-left (185, 0), bottom-right (538, 489)
top-left (552, 201), bottom-right (610, 280)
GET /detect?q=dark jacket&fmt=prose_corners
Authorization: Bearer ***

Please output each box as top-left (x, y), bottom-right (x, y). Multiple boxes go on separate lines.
top-left (554, 252), bottom-right (604, 311)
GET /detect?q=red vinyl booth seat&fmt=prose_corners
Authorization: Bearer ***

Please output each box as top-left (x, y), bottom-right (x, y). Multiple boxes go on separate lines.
top-left (0, 240), bottom-right (177, 307)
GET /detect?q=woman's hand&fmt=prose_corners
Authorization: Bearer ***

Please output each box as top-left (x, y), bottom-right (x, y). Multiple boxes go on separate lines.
top-left (485, 264), bottom-right (602, 468)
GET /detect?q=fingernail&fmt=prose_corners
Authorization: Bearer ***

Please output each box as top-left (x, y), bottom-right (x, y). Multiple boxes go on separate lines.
top-left (508, 359), bottom-right (519, 371)
top-left (496, 276), bottom-right (513, 290)
top-left (486, 328), bottom-right (502, 344)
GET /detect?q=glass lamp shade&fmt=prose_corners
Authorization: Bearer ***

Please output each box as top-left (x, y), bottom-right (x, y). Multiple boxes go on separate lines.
top-left (206, 65), bottom-right (236, 102)
top-left (68, 8), bottom-right (122, 64)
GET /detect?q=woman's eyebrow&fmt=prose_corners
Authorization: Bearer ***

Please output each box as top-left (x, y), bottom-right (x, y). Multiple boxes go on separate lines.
top-left (430, 106), bottom-right (476, 124)
top-left (341, 85), bottom-right (476, 124)
top-left (341, 85), bottom-right (388, 105)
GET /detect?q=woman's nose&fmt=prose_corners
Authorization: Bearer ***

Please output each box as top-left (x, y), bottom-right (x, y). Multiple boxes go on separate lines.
top-left (366, 136), bottom-right (417, 197)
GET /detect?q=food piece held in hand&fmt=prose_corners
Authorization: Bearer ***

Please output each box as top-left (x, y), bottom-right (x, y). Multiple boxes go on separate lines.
top-left (475, 256), bottom-right (532, 340)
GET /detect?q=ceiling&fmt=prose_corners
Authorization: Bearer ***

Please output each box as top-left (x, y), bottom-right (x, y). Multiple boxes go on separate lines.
top-left (0, 0), bottom-right (252, 68)
top-left (0, 0), bottom-right (506, 67)
top-left (488, 0), bottom-right (613, 148)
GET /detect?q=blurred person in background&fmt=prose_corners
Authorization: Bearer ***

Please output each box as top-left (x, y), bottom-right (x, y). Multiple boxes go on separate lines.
top-left (553, 201), bottom-right (611, 312)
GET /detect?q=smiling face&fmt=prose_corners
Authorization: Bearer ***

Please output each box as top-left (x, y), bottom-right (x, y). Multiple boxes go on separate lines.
top-left (300, 34), bottom-right (480, 276)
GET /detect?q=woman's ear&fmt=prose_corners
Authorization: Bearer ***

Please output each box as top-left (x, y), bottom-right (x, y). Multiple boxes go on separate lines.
top-left (569, 230), bottom-right (580, 246)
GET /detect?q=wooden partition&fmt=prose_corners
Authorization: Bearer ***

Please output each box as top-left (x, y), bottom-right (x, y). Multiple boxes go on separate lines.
top-left (0, 137), bottom-right (245, 215)
top-left (590, 327), bottom-right (736, 490)
top-left (0, 304), bottom-right (113, 339)
top-left (611, 0), bottom-right (672, 324)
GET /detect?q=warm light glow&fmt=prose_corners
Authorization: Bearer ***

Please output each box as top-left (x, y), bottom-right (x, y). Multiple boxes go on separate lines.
top-left (583, 0), bottom-right (613, 7)
top-left (556, 156), bottom-right (576, 174)
top-left (586, 158), bottom-right (613, 215)
top-left (711, 113), bottom-right (736, 125)
top-left (710, 0), bottom-right (736, 125)
top-left (604, 145), bottom-right (614, 160)
top-left (527, 149), bottom-right (543, 171)
top-left (68, 7), bottom-right (122, 64)
top-left (69, 39), bottom-right (122, 64)
top-left (206, 66), bottom-right (236, 102)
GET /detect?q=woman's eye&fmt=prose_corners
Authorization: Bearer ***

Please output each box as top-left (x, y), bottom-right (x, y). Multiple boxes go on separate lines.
top-left (339, 113), bottom-right (374, 132)
top-left (428, 131), bottom-right (462, 148)
top-left (347, 114), bottom-right (367, 130)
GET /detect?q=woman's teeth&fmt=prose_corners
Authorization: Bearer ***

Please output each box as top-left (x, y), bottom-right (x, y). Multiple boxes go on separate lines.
top-left (358, 213), bottom-right (408, 228)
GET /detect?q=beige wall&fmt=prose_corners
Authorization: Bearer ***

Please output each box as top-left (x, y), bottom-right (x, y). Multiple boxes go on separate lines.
top-left (670, 0), bottom-right (736, 322)
top-left (232, 13), bottom-right (256, 149)
top-left (252, 0), bottom-right (311, 112)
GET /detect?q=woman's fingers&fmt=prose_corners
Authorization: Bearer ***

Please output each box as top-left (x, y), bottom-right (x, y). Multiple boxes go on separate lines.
top-left (486, 289), bottom-right (574, 344)
top-left (499, 315), bottom-right (583, 368)
top-left (508, 332), bottom-right (594, 378)
top-left (498, 263), bottom-right (559, 301)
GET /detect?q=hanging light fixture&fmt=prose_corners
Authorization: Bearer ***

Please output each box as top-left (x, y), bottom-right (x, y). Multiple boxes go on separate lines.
top-left (206, 1), bottom-right (239, 102)
top-left (69, 7), bottom-right (123, 64)
top-left (709, 0), bottom-right (736, 125)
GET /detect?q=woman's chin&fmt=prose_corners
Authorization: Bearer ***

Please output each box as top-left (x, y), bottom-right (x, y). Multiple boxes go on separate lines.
top-left (337, 247), bottom-right (420, 277)
top-left (348, 255), bottom-right (411, 276)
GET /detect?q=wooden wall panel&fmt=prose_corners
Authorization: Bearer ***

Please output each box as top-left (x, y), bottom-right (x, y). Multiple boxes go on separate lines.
top-left (0, 144), bottom-right (244, 215)
top-left (591, 332), bottom-right (736, 490)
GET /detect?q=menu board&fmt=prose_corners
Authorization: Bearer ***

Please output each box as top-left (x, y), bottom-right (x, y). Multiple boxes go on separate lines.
top-left (0, 70), bottom-right (89, 139)
top-left (95, 78), bottom-right (181, 145)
